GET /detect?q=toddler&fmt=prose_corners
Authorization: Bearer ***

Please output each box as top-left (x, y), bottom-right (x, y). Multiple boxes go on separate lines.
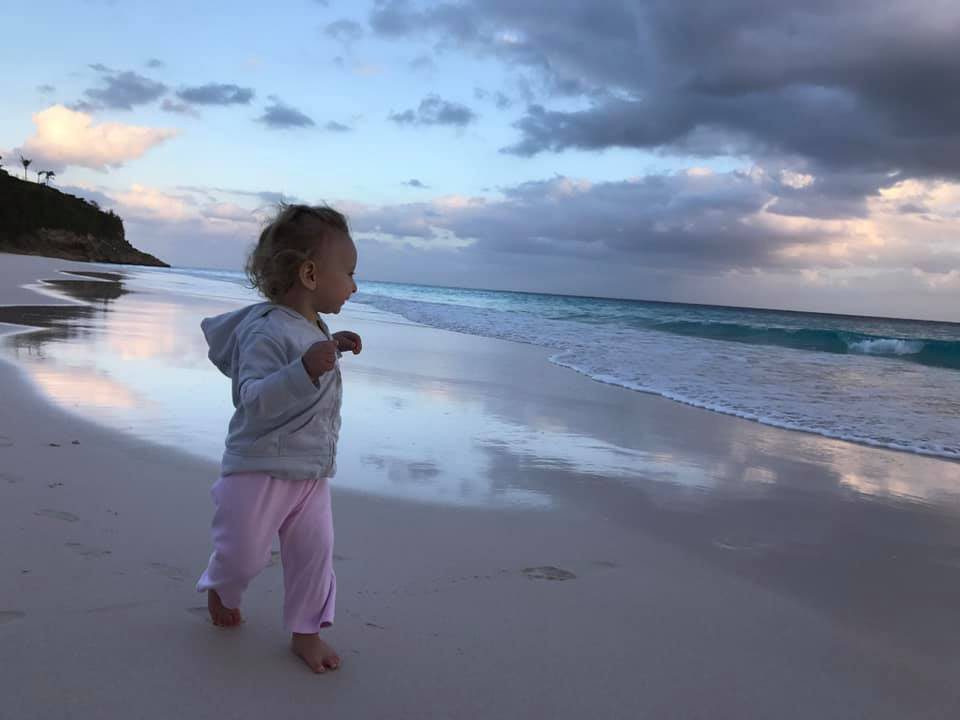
top-left (196, 204), bottom-right (361, 674)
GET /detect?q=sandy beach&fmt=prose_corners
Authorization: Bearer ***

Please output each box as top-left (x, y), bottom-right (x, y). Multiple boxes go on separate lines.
top-left (2, 252), bottom-right (960, 719)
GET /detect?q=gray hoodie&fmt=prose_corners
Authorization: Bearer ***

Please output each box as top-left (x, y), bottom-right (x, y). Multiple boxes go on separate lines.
top-left (201, 302), bottom-right (342, 480)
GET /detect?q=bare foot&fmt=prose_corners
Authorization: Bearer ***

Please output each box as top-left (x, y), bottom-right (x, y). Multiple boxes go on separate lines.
top-left (207, 589), bottom-right (242, 627)
top-left (291, 633), bottom-right (341, 673)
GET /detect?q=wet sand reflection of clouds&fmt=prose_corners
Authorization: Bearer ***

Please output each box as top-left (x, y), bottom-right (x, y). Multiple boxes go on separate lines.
top-left (0, 271), bottom-right (237, 457)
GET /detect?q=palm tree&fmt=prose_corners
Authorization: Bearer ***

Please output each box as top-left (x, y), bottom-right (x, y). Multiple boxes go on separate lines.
top-left (19, 154), bottom-right (31, 181)
top-left (43, 170), bottom-right (56, 185)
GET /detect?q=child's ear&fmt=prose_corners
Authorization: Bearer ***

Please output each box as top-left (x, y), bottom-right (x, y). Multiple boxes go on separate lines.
top-left (300, 260), bottom-right (318, 290)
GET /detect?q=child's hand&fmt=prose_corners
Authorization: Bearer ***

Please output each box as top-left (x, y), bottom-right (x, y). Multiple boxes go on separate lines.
top-left (302, 340), bottom-right (339, 380)
top-left (333, 331), bottom-right (363, 355)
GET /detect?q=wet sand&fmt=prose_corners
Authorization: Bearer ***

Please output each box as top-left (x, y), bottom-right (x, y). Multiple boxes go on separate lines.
top-left (2, 252), bottom-right (960, 719)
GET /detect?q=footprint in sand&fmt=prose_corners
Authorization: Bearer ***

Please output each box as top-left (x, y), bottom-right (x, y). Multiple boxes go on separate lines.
top-left (522, 566), bottom-right (577, 581)
top-left (592, 560), bottom-right (619, 569)
top-left (0, 435), bottom-right (13, 448)
top-left (149, 562), bottom-right (188, 581)
top-left (35, 509), bottom-right (79, 522)
top-left (0, 611), bottom-right (26, 625)
top-left (65, 542), bottom-right (112, 558)
top-left (1, 472), bottom-right (23, 484)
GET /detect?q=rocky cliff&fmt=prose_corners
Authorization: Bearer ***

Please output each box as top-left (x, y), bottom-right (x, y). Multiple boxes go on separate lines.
top-left (0, 170), bottom-right (168, 267)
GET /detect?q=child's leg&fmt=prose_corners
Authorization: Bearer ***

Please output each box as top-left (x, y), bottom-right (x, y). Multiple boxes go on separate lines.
top-left (277, 477), bottom-right (336, 634)
top-left (196, 472), bottom-right (296, 614)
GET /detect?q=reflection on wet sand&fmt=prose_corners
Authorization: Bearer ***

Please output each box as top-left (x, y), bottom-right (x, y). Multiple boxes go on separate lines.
top-left (0, 271), bottom-right (233, 458)
top-left (3, 266), bottom-right (960, 659)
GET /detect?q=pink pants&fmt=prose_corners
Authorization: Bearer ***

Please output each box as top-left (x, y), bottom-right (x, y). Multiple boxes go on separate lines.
top-left (196, 472), bottom-right (336, 634)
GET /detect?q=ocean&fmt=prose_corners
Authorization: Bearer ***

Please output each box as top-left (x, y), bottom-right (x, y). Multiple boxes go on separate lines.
top-left (147, 267), bottom-right (960, 462)
top-left (20, 266), bottom-right (960, 459)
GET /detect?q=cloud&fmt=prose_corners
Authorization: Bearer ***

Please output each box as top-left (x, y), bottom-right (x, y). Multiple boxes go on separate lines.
top-left (474, 87), bottom-right (512, 110)
top-left (109, 184), bottom-right (198, 222)
top-left (409, 54), bottom-right (435, 72)
top-left (161, 99), bottom-right (200, 116)
top-left (389, 95), bottom-right (476, 127)
top-left (17, 105), bottom-right (177, 172)
top-left (145, 58), bottom-right (165, 69)
top-left (256, 98), bottom-right (315, 129)
top-left (37, 84), bottom-right (56, 94)
top-left (82, 70), bottom-right (167, 110)
top-left (65, 183), bottom-right (270, 269)
top-left (176, 83), bottom-right (254, 106)
top-left (69, 100), bottom-right (101, 113)
top-left (324, 18), bottom-right (365, 44)
top-left (403, 179), bottom-right (430, 189)
top-left (176, 185), bottom-right (302, 206)
top-left (370, 0), bottom-right (960, 183)
top-left (344, 167), bottom-right (960, 285)
top-left (324, 121), bottom-right (352, 132)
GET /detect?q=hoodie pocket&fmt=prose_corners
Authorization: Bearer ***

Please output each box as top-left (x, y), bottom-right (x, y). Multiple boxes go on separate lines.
top-left (279, 414), bottom-right (332, 457)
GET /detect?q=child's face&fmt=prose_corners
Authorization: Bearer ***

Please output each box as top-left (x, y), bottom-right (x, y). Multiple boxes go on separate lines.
top-left (306, 231), bottom-right (358, 314)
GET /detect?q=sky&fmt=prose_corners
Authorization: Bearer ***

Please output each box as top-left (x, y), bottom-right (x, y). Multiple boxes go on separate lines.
top-left (2, 0), bottom-right (960, 321)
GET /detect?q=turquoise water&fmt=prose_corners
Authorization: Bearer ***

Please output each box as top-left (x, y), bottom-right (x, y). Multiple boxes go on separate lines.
top-left (135, 268), bottom-right (960, 460)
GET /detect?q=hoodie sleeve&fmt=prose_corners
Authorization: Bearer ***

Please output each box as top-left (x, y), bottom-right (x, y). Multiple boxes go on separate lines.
top-left (236, 331), bottom-right (318, 418)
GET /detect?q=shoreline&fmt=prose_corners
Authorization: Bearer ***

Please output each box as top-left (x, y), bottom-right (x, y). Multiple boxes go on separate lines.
top-left (3, 253), bottom-right (960, 718)
top-left (7, 255), bottom-right (959, 467)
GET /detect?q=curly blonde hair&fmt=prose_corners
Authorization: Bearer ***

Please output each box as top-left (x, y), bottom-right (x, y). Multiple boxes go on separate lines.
top-left (245, 203), bottom-right (350, 302)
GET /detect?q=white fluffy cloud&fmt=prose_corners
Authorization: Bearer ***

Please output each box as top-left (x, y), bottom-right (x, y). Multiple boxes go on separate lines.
top-left (19, 105), bottom-right (177, 171)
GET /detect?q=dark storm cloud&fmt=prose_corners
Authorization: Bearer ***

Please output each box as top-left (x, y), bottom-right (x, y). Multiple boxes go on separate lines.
top-left (350, 171), bottom-right (830, 271)
top-left (369, 0), bottom-right (960, 181)
top-left (389, 95), bottom-right (476, 127)
top-left (176, 83), bottom-right (254, 106)
top-left (82, 70), bottom-right (167, 110)
top-left (759, 168), bottom-right (899, 220)
top-left (256, 98), bottom-right (315, 129)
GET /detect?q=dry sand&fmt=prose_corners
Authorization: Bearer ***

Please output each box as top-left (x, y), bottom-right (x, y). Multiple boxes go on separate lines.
top-left (2, 252), bottom-right (960, 719)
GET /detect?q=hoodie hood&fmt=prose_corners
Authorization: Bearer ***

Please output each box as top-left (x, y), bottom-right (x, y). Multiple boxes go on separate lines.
top-left (201, 302), bottom-right (274, 377)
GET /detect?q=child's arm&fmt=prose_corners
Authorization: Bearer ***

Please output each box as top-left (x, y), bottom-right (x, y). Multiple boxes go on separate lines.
top-left (237, 332), bottom-right (328, 418)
